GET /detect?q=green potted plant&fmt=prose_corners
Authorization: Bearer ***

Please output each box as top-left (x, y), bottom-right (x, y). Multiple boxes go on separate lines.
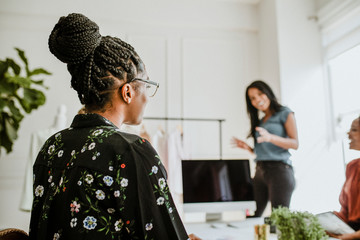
top-left (270, 206), bottom-right (328, 240)
top-left (0, 48), bottom-right (51, 155)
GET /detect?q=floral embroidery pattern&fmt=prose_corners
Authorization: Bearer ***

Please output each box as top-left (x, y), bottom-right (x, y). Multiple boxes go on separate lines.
top-left (150, 166), bottom-right (158, 175)
top-left (114, 219), bottom-right (124, 231)
top-left (35, 185), bottom-right (44, 197)
top-left (158, 178), bottom-right (166, 190)
top-left (156, 197), bottom-right (165, 205)
top-left (70, 200), bottom-right (81, 213)
top-left (83, 216), bottom-right (97, 230)
top-left (70, 218), bottom-right (77, 228)
top-left (31, 115), bottom-right (188, 239)
top-left (53, 232), bottom-right (60, 240)
top-left (95, 190), bottom-right (105, 200)
top-left (145, 223), bottom-right (153, 231)
top-left (120, 178), bottom-right (128, 187)
top-left (85, 174), bottom-right (94, 184)
top-left (103, 176), bottom-right (113, 186)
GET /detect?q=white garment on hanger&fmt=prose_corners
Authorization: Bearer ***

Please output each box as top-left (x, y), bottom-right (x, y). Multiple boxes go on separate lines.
top-left (167, 128), bottom-right (190, 195)
top-left (19, 105), bottom-right (67, 211)
top-left (152, 129), bottom-right (168, 172)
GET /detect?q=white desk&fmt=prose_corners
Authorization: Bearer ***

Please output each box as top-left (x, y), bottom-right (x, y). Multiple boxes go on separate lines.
top-left (185, 218), bottom-right (339, 240)
top-left (184, 218), bottom-right (277, 240)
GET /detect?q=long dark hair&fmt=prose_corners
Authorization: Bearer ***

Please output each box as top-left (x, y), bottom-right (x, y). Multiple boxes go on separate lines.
top-left (245, 80), bottom-right (282, 140)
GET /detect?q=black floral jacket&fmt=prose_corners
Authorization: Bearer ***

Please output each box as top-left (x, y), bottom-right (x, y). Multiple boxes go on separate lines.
top-left (29, 114), bottom-right (189, 240)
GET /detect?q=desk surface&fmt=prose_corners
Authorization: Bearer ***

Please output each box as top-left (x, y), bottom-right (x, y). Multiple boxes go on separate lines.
top-left (185, 218), bottom-right (338, 240)
top-left (184, 218), bottom-right (277, 240)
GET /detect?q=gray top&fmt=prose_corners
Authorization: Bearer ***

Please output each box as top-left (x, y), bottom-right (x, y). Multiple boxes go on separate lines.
top-left (254, 106), bottom-right (293, 165)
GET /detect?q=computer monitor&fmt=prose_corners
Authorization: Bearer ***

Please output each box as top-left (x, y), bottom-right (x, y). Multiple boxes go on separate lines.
top-left (182, 159), bottom-right (256, 221)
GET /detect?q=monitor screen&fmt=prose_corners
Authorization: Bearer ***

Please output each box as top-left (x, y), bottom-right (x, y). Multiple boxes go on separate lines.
top-left (182, 159), bottom-right (254, 204)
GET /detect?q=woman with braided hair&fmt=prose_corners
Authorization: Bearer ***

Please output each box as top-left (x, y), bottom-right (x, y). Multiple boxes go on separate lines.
top-left (29, 13), bottom-right (200, 240)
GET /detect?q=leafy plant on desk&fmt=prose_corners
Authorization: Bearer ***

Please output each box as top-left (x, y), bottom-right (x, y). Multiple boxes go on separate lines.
top-left (270, 206), bottom-right (328, 240)
top-left (0, 48), bottom-right (51, 155)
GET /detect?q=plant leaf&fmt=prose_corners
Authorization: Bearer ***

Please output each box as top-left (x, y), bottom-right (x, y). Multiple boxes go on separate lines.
top-left (7, 75), bottom-right (32, 88)
top-left (1, 48), bottom-right (50, 155)
top-left (6, 58), bottom-right (21, 75)
top-left (4, 117), bottom-right (18, 142)
top-left (0, 60), bottom-right (9, 78)
top-left (19, 88), bottom-right (46, 113)
top-left (0, 79), bottom-right (17, 95)
top-left (30, 79), bottom-right (49, 89)
top-left (8, 100), bottom-right (24, 123)
top-left (0, 123), bottom-right (14, 154)
top-left (15, 48), bottom-right (29, 74)
top-left (29, 68), bottom-right (52, 77)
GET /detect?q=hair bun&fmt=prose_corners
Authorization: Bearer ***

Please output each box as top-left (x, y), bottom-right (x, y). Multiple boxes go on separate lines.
top-left (48, 13), bottom-right (101, 64)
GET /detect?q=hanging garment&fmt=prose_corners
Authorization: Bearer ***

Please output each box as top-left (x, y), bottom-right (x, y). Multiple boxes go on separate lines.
top-left (152, 128), bottom-right (168, 172)
top-left (167, 127), bottom-right (190, 196)
top-left (19, 105), bottom-right (67, 211)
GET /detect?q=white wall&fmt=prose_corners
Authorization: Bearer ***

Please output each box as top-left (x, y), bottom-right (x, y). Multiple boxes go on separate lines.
top-left (258, 0), bottom-right (281, 97)
top-left (263, 0), bottom-right (345, 214)
top-left (0, 0), bottom-right (260, 230)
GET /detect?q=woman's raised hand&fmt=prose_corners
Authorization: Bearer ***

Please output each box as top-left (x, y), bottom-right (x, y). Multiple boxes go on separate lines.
top-left (231, 137), bottom-right (253, 153)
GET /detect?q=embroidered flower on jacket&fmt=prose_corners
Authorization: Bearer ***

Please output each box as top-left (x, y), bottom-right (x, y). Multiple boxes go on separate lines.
top-left (158, 178), bottom-right (166, 190)
top-left (95, 190), bottom-right (105, 200)
top-left (81, 146), bottom-right (86, 153)
top-left (156, 197), bottom-right (165, 205)
top-left (120, 178), bottom-right (128, 187)
top-left (55, 133), bottom-right (61, 139)
top-left (107, 208), bottom-right (115, 214)
top-left (77, 180), bottom-right (82, 186)
top-left (48, 145), bottom-right (55, 155)
top-left (48, 175), bottom-right (53, 183)
top-left (109, 166), bottom-right (113, 171)
top-left (58, 150), bottom-right (63, 157)
top-left (145, 223), bottom-right (153, 231)
top-left (83, 216), bottom-right (97, 230)
top-left (70, 201), bottom-right (80, 213)
top-left (114, 190), bottom-right (120, 197)
top-left (71, 150), bottom-right (75, 156)
top-left (70, 218), bottom-right (77, 228)
top-left (85, 174), bottom-right (94, 184)
top-left (35, 185), bottom-right (44, 197)
top-left (151, 166), bottom-right (158, 174)
top-left (53, 232), bottom-right (60, 240)
top-left (103, 176), bottom-right (113, 186)
top-left (114, 219), bottom-right (124, 231)
top-left (92, 129), bottom-right (103, 136)
top-left (88, 142), bottom-right (96, 150)
top-left (168, 207), bottom-right (173, 213)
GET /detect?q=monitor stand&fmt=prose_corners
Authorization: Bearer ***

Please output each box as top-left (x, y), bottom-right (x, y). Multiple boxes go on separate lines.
top-left (184, 211), bottom-right (246, 223)
top-left (206, 213), bottom-right (222, 222)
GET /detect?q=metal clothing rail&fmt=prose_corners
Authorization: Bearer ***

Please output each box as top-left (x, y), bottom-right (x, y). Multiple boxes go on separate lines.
top-left (143, 117), bottom-right (226, 159)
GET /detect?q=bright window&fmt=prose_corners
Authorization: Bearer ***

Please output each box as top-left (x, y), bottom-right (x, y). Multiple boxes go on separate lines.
top-left (328, 44), bottom-right (360, 162)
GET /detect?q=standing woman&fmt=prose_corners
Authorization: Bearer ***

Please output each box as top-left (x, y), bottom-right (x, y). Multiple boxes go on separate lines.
top-left (29, 13), bottom-right (200, 240)
top-left (232, 80), bottom-right (298, 217)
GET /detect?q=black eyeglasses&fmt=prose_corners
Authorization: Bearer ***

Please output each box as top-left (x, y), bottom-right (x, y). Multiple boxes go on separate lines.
top-left (128, 78), bottom-right (159, 97)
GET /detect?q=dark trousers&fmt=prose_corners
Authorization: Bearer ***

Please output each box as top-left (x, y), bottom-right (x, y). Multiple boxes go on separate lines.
top-left (253, 161), bottom-right (295, 217)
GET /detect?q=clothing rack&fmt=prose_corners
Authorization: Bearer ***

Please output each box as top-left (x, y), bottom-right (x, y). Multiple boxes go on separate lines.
top-left (143, 117), bottom-right (226, 159)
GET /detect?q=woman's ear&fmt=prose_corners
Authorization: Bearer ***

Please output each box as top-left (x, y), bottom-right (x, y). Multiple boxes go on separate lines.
top-left (120, 84), bottom-right (133, 104)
